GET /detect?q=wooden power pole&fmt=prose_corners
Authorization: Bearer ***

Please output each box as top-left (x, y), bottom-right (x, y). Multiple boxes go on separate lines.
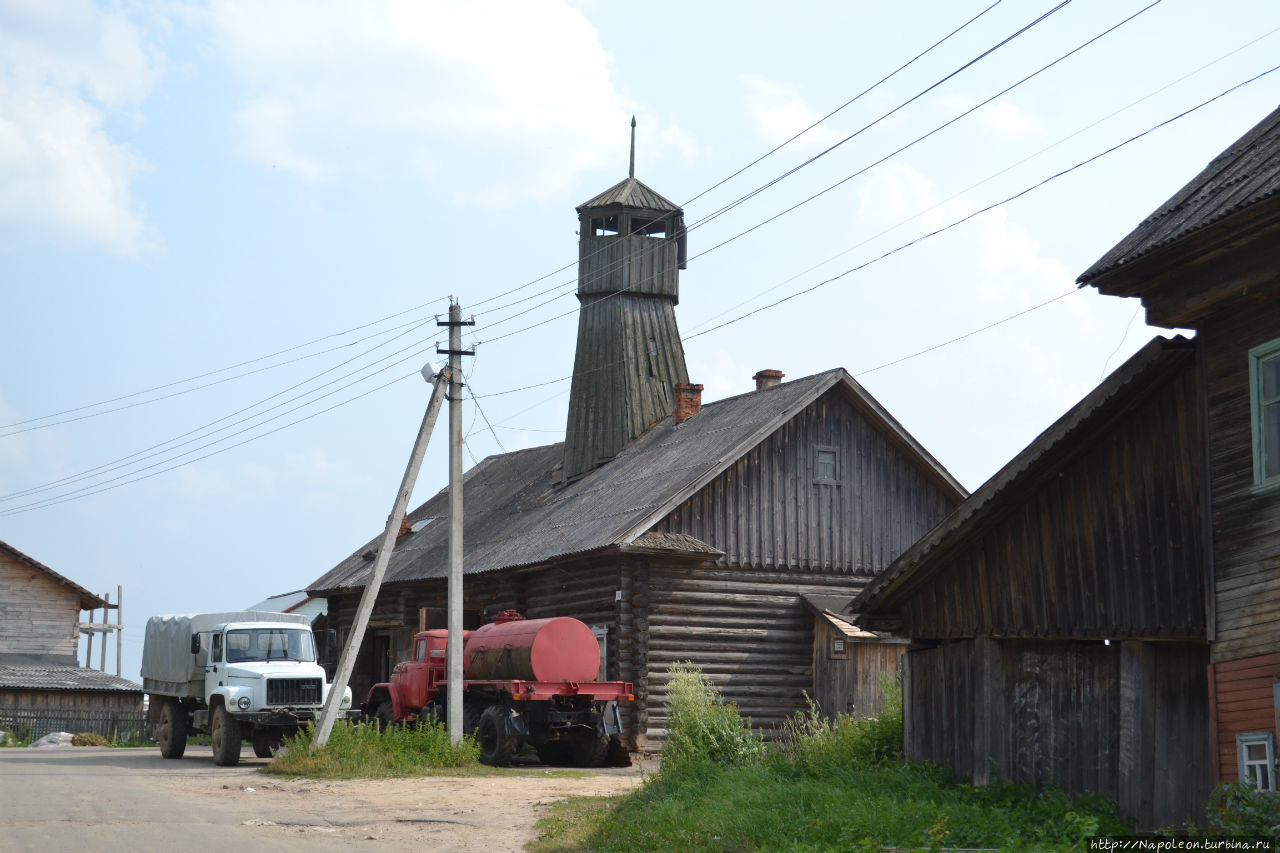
top-left (312, 362), bottom-right (453, 747)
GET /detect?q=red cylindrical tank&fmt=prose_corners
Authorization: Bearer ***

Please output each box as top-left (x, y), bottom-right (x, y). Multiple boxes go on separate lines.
top-left (462, 616), bottom-right (600, 682)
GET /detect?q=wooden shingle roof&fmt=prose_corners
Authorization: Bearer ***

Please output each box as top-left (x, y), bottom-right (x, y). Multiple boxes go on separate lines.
top-left (310, 369), bottom-right (965, 593)
top-left (1079, 104), bottom-right (1280, 285)
top-left (577, 177), bottom-right (681, 213)
top-left (0, 664), bottom-right (141, 693)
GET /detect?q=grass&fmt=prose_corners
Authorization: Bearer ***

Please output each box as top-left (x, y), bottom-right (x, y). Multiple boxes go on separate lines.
top-left (531, 664), bottom-right (1130, 852)
top-left (263, 717), bottom-right (481, 778)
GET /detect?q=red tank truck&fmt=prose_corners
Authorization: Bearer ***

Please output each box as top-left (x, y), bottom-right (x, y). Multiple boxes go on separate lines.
top-left (363, 610), bottom-right (632, 767)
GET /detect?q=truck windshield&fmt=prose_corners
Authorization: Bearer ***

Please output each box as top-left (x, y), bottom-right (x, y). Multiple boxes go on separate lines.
top-left (225, 628), bottom-right (316, 663)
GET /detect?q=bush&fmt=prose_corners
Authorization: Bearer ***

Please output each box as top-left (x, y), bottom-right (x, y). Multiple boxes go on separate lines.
top-left (774, 674), bottom-right (903, 774)
top-left (265, 717), bottom-right (480, 778)
top-left (1206, 783), bottom-right (1280, 836)
top-left (661, 663), bottom-right (761, 771)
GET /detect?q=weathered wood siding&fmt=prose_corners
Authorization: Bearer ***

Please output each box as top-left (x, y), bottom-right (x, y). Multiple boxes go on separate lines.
top-left (1200, 307), bottom-right (1280, 662)
top-left (563, 292), bottom-right (688, 480)
top-left (578, 234), bottom-right (679, 298)
top-left (656, 388), bottom-right (954, 573)
top-left (0, 554), bottom-right (81, 659)
top-left (812, 624), bottom-right (906, 719)
top-left (895, 360), bottom-right (1204, 639)
top-left (906, 638), bottom-right (1210, 828)
top-left (1208, 652), bottom-right (1280, 782)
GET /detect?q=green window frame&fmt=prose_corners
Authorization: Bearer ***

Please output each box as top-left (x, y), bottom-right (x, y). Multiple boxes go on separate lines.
top-left (1249, 337), bottom-right (1280, 495)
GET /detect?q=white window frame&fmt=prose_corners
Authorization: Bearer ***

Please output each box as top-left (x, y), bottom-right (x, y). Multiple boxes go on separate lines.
top-left (1237, 732), bottom-right (1276, 791)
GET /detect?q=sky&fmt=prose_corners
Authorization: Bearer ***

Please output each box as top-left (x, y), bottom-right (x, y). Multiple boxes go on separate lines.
top-left (2, 0), bottom-right (1278, 684)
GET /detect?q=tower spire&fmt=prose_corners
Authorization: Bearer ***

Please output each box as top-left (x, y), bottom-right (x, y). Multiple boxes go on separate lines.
top-left (629, 115), bottom-right (636, 179)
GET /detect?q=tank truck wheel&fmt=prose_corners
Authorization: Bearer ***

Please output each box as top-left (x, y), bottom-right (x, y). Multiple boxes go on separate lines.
top-left (534, 740), bottom-right (572, 766)
top-left (211, 704), bottom-right (242, 766)
top-left (252, 730), bottom-right (279, 758)
top-left (374, 701), bottom-right (395, 732)
top-left (569, 729), bottom-right (610, 767)
top-left (477, 706), bottom-right (515, 767)
top-left (463, 702), bottom-right (481, 736)
top-left (157, 698), bottom-right (187, 759)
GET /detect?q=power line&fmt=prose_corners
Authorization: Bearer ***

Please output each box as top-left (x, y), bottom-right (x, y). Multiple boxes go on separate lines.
top-left (463, 0), bottom-right (1151, 350)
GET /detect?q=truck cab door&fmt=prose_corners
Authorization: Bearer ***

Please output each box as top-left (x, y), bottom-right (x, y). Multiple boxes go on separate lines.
top-left (205, 632), bottom-right (223, 689)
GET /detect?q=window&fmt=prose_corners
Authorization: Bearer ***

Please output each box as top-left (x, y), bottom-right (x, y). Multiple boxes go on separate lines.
top-left (814, 446), bottom-right (839, 485)
top-left (1238, 732), bottom-right (1276, 790)
top-left (1250, 338), bottom-right (1280, 495)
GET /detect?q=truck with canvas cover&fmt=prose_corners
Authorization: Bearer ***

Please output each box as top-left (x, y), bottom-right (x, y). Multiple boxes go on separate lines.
top-left (365, 610), bottom-right (632, 767)
top-left (141, 611), bottom-right (356, 766)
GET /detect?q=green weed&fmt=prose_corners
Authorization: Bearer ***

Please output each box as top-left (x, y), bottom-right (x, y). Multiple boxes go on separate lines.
top-left (264, 717), bottom-right (480, 778)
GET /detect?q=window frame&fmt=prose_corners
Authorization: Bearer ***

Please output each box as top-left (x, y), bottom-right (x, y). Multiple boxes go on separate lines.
top-left (1237, 731), bottom-right (1276, 791)
top-left (1249, 337), bottom-right (1280, 496)
top-left (813, 445), bottom-right (840, 486)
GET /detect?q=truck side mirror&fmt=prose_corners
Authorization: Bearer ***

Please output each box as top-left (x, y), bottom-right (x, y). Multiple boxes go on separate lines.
top-left (191, 633), bottom-right (201, 654)
top-left (324, 629), bottom-right (338, 660)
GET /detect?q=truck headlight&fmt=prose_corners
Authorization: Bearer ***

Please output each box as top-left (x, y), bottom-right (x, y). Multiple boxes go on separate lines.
top-left (237, 696), bottom-right (251, 710)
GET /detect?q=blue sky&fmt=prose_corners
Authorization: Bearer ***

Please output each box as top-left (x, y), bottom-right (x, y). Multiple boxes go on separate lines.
top-left (2, 0), bottom-right (1278, 682)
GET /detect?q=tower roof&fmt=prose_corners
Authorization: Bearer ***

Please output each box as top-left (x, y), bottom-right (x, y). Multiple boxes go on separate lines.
top-left (577, 177), bottom-right (681, 213)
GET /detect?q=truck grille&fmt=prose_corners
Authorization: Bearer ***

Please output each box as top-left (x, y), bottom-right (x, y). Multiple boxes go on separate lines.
top-left (267, 678), bottom-right (322, 706)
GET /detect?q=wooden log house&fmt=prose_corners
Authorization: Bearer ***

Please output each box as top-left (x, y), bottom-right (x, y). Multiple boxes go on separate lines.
top-left (309, 152), bottom-right (966, 746)
top-left (852, 104), bottom-right (1280, 827)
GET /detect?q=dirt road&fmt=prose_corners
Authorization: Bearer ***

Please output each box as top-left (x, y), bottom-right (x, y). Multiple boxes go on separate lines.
top-left (0, 744), bottom-right (648, 852)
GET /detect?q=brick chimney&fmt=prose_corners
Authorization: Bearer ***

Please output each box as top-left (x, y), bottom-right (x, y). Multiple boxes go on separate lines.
top-left (673, 383), bottom-right (704, 424)
top-left (753, 369), bottom-right (784, 391)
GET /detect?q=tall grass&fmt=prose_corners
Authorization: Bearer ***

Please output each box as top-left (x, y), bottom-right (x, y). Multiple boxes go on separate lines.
top-left (265, 718), bottom-right (479, 778)
top-left (532, 665), bottom-right (1129, 852)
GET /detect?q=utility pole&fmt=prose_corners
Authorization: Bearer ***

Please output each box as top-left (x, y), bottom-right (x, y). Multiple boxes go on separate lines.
top-left (313, 363), bottom-right (453, 747)
top-left (437, 301), bottom-right (474, 744)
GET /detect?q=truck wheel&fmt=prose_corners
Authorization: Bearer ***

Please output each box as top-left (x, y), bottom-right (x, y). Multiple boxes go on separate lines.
top-left (211, 704), bottom-right (241, 766)
top-left (534, 740), bottom-right (571, 766)
top-left (477, 705), bottom-right (515, 767)
top-left (157, 698), bottom-right (187, 759)
top-left (569, 729), bottom-right (610, 767)
top-left (374, 701), bottom-right (395, 732)
top-left (252, 731), bottom-right (280, 758)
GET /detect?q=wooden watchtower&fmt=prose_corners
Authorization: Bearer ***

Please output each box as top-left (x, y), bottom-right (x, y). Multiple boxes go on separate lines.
top-left (563, 119), bottom-right (690, 482)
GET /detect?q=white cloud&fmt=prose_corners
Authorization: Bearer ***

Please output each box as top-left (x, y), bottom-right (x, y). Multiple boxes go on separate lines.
top-left (740, 74), bottom-right (843, 151)
top-left (210, 0), bottom-right (692, 203)
top-left (0, 0), bottom-right (161, 256)
top-left (938, 94), bottom-right (1042, 139)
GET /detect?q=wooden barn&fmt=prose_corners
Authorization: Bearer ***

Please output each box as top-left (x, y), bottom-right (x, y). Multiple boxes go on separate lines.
top-left (1079, 104), bottom-right (1280, 795)
top-left (0, 539), bottom-right (142, 725)
top-left (852, 103), bottom-right (1280, 827)
top-left (309, 160), bottom-right (965, 747)
top-left (851, 336), bottom-right (1210, 827)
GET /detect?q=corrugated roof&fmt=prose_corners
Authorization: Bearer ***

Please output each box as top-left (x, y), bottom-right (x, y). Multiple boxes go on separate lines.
top-left (310, 369), bottom-right (965, 593)
top-left (1078, 104), bottom-right (1280, 284)
top-left (0, 664), bottom-right (142, 693)
top-left (246, 590), bottom-right (312, 613)
top-left (851, 335), bottom-right (1195, 616)
top-left (0, 539), bottom-right (106, 610)
top-left (577, 177), bottom-right (681, 213)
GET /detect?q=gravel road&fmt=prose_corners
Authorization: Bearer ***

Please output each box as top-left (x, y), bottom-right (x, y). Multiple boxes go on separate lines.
top-left (0, 744), bottom-right (647, 852)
